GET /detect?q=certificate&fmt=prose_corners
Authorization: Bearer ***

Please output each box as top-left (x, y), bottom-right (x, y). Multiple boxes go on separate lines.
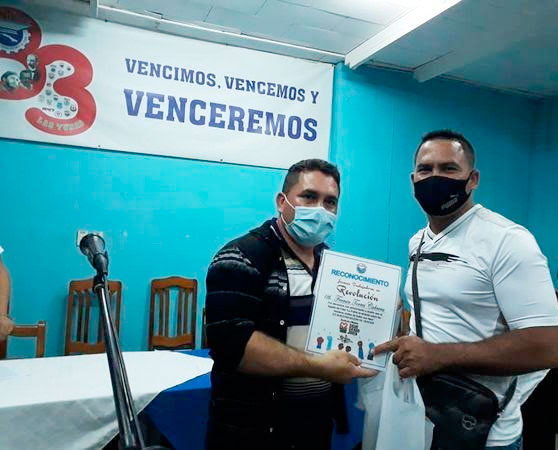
top-left (305, 250), bottom-right (402, 371)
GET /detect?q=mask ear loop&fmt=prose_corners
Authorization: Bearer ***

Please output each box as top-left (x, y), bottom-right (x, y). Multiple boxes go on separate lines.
top-left (467, 170), bottom-right (475, 181)
top-left (464, 170), bottom-right (476, 197)
top-left (279, 193), bottom-right (296, 227)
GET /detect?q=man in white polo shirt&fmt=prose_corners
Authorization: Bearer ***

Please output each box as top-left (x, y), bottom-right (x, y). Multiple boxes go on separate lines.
top-left (376, 130), bottom-right (558, 449)
top-left (0, 245), bottom-right (14, 340)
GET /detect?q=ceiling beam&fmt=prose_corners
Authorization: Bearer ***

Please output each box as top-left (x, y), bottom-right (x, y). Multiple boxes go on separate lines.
top-left (345, 0), bottom-right (463, 70)
top-left (414, 13), bottom-right (553, 82)
top-left (90, 0), bottom-right (99, 18)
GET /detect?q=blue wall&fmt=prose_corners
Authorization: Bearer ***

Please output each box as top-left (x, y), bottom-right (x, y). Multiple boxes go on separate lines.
top-left (330, 64), bottom-right (539, 274)
top-left (1, 63), bottom-right (553, 357)
top-left (528, 98), bottom-right (558, 284)
top-left (0, 142), bottom-right (284, 356)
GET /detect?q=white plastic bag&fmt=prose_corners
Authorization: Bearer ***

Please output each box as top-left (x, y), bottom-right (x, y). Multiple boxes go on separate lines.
top-left (371, 355), bottom-right (432, 450)
top-left (357, 371), bottom-right (386, 450)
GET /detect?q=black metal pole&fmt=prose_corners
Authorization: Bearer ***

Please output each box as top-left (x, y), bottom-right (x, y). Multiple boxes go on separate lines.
top-left (80, 232), bottom-right (168, 449)
top-left (94, 274), bottom-right (144, 450)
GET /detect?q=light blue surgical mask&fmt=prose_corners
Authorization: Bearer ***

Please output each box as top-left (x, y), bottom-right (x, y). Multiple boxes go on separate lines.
top-left (280, 194), bottom-right (337, 247)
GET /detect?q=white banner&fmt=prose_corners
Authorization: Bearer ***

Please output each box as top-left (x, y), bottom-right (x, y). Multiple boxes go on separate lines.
top-left (0, 3), bottom-right (333, 169)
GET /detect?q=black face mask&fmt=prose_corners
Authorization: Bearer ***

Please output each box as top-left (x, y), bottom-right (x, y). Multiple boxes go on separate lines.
top-left (413, 173), bottom-right (472, 216)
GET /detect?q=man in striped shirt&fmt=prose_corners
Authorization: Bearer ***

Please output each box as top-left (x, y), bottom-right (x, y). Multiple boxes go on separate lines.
top-left (205, 159), bottom-right (376, 450)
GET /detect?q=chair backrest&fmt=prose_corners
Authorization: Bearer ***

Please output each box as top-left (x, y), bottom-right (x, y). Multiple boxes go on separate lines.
top-left (65, 278), bottom-right (122, 355)
top-left (0, 321), bottom-right (47, 359)
top-left (149, 276), bottom-right (198, 350)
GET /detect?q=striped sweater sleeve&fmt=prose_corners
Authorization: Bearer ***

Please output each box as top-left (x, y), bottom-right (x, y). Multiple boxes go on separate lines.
top-left (205, 245), bottom-right (266, 370)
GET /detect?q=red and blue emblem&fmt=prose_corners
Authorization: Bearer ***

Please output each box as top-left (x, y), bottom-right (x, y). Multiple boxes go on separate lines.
top-left (0, 7), bottom-right (96, 136)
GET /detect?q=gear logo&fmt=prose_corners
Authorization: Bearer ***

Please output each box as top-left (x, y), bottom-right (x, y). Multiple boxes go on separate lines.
top-left (0, 18), bottom-right (30, 53)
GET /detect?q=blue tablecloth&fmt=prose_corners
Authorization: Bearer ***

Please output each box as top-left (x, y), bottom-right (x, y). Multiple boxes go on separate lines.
top-left (145, 350), bottom-right (364, 450)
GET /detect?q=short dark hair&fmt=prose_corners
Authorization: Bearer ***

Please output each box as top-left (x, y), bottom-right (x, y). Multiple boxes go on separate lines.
top-left (414, 129), bottom-right (475, 168)
top-left (282, 159), bottom-right (341, 194)
top-left (1, 71), bottom-right (17, 82)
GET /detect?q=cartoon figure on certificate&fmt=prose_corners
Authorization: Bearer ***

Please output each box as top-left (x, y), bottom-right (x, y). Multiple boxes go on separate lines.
top-left (326, 335), bottom-right (333, 351)
top-left (367, 342), bottom-right (375, 361)
top-left (357, 340), bottom-right (364, 359)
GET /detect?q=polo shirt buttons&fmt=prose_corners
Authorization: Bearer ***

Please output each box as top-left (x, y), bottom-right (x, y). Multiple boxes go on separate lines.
top-left (279, 320), bottom-right (285, 326)
top-left (282, 286), bottom-right (287, 291)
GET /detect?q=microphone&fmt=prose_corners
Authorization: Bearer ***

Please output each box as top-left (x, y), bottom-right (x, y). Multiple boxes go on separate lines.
top-left (79, 233), bottom-right (109, 275)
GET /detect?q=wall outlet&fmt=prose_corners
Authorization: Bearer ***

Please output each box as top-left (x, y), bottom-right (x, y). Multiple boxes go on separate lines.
top-left (76, 230), bottom-right (104, 246)
top-left (76, 230), bottom-right (88, 247)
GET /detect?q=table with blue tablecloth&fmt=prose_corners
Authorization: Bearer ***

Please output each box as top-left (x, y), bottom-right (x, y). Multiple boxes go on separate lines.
top-left (145, 350), bottom-right (365, 450)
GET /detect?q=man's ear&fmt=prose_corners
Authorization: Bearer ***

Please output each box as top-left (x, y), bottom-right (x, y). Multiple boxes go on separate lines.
top-left (469, 169), bottom-right (480, 191)
top-left (276, 192), bottom-right (285, 214)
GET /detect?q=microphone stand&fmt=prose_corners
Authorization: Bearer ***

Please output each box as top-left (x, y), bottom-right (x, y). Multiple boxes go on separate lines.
top-left (94, 274), bottom-right (168, 450)
top-left (94, 273), bottom-right (145, 449)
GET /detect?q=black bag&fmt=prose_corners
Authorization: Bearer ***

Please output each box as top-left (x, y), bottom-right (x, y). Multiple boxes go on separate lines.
top-left (411, 232), bottom-right (516, 450)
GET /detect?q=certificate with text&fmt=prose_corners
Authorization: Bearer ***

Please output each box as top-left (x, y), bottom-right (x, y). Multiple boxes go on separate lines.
top-left (305, 250), bottom-right (402, 371)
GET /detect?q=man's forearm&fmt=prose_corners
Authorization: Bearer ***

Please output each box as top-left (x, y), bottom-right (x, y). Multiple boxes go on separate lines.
top-left (436, 327), bottom-right (558, 375)
top-left (238, 331), bottom-right (320, 378)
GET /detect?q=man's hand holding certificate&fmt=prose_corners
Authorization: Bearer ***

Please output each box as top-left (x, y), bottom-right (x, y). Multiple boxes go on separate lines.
top-left (306, 250), bottom-right (402, 371)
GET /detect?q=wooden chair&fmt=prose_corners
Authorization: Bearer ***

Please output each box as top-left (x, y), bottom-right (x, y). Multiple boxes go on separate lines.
top-left (0, 321), bottom-right (47, 359)
top-left (65, 278), bottom-right (122, 355)
top-left (149, 277), bottom-right (198, 350)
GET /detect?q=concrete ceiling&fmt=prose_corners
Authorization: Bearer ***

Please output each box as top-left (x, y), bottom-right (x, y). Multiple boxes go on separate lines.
top-left (30, 0), bottom-right (558, 97)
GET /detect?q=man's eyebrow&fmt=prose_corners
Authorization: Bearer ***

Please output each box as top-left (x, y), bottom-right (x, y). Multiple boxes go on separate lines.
top-left (416, 163), bottom-right (432, 169)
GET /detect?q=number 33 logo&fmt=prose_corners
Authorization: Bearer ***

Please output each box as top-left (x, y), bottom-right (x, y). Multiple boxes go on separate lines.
top-left (0, 7), bottom-right (96, 136)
